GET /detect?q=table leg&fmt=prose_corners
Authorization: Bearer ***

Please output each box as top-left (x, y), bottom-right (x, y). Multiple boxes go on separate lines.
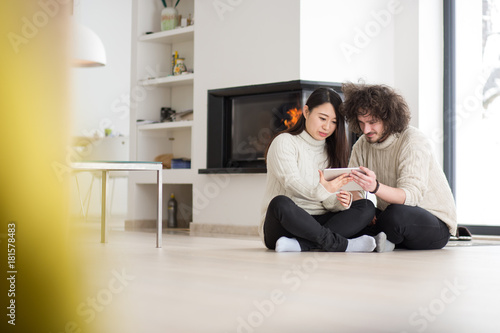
top-left (74, 174), bottom-right (85, 217)
top-left (156, 169), bottom-right (162, 248)
top-left (101, 170), bottom-right (108, 243)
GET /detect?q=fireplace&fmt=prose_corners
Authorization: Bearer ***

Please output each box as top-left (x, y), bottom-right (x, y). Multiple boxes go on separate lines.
top-left (199, 80), bottom-right (343, 174)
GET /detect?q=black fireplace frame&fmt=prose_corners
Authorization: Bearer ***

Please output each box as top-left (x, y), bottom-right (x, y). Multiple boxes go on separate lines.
top-left (199, 80), bottom-right (342, 174)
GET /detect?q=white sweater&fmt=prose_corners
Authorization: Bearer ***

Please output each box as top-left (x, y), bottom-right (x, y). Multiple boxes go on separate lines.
top-left (348, 126), bottom-right (457, 235)
top-left (259, 131), bottom-right (346, 241)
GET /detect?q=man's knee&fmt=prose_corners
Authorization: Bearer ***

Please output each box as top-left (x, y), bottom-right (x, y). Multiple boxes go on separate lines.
top-left (377, 204), bottom-right (406, 229)
top-left (380, 204), bottom-right (406, 217)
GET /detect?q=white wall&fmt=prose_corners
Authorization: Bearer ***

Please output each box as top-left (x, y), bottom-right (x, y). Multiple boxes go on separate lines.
top-left (192, 0), bottom-right (301, 228)
top-left (71, 0), bottom-right (132, 219)
top-left (300, 0), bottom-right (397, 84)
top-left (395, 0), bottom-right (444, 164)
top-left (394, 0), bottom-right (419, 126)
top-left (72, 0), bottom-right (132, 138)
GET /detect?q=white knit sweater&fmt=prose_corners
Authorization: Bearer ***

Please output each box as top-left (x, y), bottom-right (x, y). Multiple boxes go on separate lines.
top-left (348, 126), bottom-right (457, 235)
top-left (259, 131), bottom-right (347, 241)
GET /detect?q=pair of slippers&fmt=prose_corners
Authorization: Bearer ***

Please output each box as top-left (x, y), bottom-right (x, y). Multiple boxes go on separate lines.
top-left (450, 226), bottom-right (472, 241)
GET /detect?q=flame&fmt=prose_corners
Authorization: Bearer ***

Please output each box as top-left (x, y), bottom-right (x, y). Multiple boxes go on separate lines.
top-left (284, 108), bottom-right (302, 129)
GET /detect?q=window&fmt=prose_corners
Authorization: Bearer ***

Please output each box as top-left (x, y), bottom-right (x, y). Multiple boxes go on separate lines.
top-left (451, 0), bottom-right (500, 230)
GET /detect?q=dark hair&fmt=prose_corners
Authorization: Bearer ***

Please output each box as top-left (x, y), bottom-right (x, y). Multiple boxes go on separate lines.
top-left (266, 87), bottom-right (349, 168)
top-left (340, 82), bottom-right (411, 136)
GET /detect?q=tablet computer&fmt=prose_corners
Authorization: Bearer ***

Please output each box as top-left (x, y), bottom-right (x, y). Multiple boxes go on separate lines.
top-left (322, 167), bottom-right (365, 191)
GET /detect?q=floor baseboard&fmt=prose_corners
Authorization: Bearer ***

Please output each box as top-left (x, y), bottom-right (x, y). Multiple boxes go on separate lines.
top-left (189, 223), bottom-right (259, 237)
top-left (124, 219), bottom-right (190, 230)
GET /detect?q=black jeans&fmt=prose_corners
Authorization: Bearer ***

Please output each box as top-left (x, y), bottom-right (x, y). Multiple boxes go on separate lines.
top-left (358, 204), bottom-right (450, 250)
top-left (263, 195), bottom-right (375, 252)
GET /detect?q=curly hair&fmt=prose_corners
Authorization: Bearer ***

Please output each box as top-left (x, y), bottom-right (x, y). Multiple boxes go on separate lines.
top-left (340, 82), bottom-right (411, 136)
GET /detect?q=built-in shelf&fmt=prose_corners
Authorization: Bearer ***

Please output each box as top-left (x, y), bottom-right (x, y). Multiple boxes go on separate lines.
top-left (138, 120), bottom-right (193, 131)
top-left (139, 25), bottom-right (194, 44)
top-left (139, 73), bottom-right (194, 88)
top-left (132, 168), bottom-right (195, 185)
top-left (129, 0), bottom-right (196, 225)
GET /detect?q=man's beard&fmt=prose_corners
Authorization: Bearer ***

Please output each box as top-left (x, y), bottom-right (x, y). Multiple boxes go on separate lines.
top-left (366, 130), bottom-right (389, 143)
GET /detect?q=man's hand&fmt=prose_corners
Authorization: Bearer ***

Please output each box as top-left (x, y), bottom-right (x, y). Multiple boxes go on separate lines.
top-left (351, 166), bottom-right (378, 193)
top-left (352, 166), bottom-right (406, 204)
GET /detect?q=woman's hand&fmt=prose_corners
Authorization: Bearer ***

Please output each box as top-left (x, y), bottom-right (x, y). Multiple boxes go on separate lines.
top-left (318, 170), bottom-right (352, 194)
top-left (351, 166), bottom-right (378, 193)
top-left (336, 190), bottom-right (352, 208)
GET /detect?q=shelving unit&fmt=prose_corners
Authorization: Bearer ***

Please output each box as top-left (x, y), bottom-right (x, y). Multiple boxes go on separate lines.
top-left (139, 73), bottom-right (194, 88)
top-left (129, 0), bottom-right (195, 227)
top-left (137, 120), bottom-right (193, 131)
top-left (139, 25), bottom-right (194, 44)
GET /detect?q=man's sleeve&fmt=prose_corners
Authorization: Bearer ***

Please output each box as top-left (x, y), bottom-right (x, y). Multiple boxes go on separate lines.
top-left (397, 134), bottom-right (431, 206)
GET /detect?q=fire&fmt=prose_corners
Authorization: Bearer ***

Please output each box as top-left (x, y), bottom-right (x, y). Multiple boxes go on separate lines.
top-left (284, 108), bottom-right (302, 129)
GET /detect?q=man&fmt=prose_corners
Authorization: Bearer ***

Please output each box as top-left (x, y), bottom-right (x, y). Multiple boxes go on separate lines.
top-left (341, 82), bottom-right (457, 251)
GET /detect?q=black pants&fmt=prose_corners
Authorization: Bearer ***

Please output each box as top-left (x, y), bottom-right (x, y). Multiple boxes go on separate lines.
top-left (263, 195), bottom-right (375, 252)
top-left (358, 204), bottom-right (450, 250)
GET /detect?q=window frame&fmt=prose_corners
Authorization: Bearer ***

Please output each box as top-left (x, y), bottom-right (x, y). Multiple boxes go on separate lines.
top-left (444, 0), bottom-right (500, 235)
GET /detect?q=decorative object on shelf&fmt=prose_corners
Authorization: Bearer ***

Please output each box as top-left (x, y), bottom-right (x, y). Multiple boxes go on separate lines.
top-left (173, 58), bottom-right (187, 75)
top-left (171, 51), bottom-right (178, 75)
top-left (154, 153), bottom-right (173, 169)
top-left (161, 0), bottom-right (180, 31)
top-left (161, 107), bottom-right (176, 122)
top-left (172, 109), bottom-right (193, 121)
top-left (167, 193), bottom-right (178, 228)
top-left (171, 158), bottom-right (191, 169)
top-left (136, 119), bottom-right (159, 125)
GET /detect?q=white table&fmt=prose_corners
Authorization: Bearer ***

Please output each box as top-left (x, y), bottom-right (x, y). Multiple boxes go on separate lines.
top-left (72, 161), bottom-right (163, 248)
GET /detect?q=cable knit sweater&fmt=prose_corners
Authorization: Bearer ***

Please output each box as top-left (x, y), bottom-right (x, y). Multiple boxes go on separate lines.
top-left (259, 131), bottom-right (347, 242)
top-left (348, 126), bottom-right (457, 235)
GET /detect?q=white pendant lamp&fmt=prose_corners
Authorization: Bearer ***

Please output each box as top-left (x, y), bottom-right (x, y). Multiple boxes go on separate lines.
top-left (73, 22), bottom-right (106, 67)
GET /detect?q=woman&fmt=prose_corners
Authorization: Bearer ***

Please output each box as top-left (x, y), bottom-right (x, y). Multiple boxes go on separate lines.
top-left (260, 87), bottom-right (377, 252)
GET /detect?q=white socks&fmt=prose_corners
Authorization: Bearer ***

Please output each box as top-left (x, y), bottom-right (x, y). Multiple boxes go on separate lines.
top-left (374, 232), bottom-right (395, 253)
top-left (275, 237), bottom-right (301, 252)
top-left (345, 235), bottom-right (376, 252)
top-left (275, 234), bottom-right (393, 253)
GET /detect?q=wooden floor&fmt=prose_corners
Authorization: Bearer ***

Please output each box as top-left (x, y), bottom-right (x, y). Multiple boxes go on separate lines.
top-left (72, 223), bottom-right (500, 333)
